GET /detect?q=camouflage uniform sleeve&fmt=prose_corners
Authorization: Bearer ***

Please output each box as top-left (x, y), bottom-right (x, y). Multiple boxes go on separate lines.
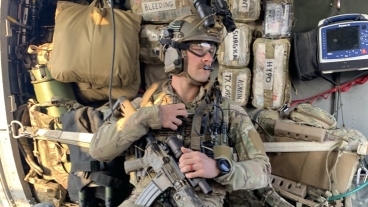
top-left (214, 101), bottom-right (271, 191)
top-left (90, 105), bottom-right (161, 162)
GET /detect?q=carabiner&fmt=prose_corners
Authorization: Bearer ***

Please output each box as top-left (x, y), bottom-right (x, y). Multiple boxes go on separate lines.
top-left (356, 166), bottom-right (368, 187)
top-left (10, 120), bottom-right (25, 138)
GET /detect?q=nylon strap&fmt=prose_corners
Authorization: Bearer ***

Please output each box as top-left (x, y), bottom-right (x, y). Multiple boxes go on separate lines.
top-left (35, 129), bottom-right (93, 145)
top-left (263, 141), bottom-right (364, 153)
top-left (71, 161), bottom-right (101, 173)
top-left (90, 172), bottom-right (124, 188)
top-left (190, 99), bottom-right (208, 151)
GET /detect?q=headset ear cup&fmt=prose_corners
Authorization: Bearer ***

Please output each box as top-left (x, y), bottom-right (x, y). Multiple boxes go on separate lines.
top-left (164, 47), bottom-right (182, 74)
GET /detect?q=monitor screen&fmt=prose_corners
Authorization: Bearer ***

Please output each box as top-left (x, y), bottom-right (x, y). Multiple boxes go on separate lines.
top-left (326, 26), bottom-right (360, 52)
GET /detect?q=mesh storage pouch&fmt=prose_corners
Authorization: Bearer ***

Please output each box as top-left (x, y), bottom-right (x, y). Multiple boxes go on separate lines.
top-left (294, 28), bottom-right (320, 81)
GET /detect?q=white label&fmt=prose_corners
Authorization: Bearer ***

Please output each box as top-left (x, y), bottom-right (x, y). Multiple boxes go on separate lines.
top-left (229, 29), bottom-right (240, 61)
top-left (222, 71), bottom-right (233, 99)
top-left (265, 3), bottom-right (283, 34)
top-left (236, 73), bottom-right (247, 103)
top-left (141, 0), bottom-right (176, 13)
top-left (264, 59), bottom-right (274, 90)
top-left (239, 0), bottom-right (250, 12)
top-left (281, 4), bottom-right (291, 34)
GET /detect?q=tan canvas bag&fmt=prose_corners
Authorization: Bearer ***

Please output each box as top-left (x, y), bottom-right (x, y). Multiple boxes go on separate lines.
top-left (48, 0), bottom-right (142, 89)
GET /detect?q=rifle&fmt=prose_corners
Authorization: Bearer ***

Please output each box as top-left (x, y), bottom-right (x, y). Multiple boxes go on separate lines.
top-left (124, 133), bottom-right (212, 207)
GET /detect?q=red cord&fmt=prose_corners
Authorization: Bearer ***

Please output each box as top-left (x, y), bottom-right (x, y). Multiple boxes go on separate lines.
top-left (290, 75), bottom-right (368, 107)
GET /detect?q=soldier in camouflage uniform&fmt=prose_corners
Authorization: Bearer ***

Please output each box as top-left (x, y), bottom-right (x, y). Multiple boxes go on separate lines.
top-left (90, 14), bottom-right (271, 206)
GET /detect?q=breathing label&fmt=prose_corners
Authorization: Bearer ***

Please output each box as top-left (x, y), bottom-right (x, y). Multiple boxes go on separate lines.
top-left (236, 73), bottom-right (247, 103)
top-left (228, 29), bottom-right (240, 61)
top-left (142, 0), bottom-right (176, 13)
top-left (222, 71), bottom-right (233, 99)
top-left (264, 59), bottom-right (274, 90)
top-left (239, 0), bottom-right (250, 12)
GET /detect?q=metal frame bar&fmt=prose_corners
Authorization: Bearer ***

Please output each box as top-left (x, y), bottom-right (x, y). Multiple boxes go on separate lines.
top-left (0, 0), bottom-right (36, 205)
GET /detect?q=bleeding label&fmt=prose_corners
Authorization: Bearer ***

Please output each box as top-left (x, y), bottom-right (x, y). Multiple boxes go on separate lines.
top-left (142, 0), bottom-right (176, 13)
top-left (264, 59), bottom-right (274, 90)
top-left (239, 0), bottom-right (250, 13)
top-left (222, 71), bottom-right (233, 99)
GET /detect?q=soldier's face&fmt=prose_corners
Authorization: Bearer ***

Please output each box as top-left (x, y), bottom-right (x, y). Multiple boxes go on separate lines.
top-left (186, 49), bottom-right (213, 83)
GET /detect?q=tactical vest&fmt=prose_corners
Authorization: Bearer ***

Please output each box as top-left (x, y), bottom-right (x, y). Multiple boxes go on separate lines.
top-left (126, 81), bottom-right (235, 207)
top-left (139, 80), bottom-right (232, 151)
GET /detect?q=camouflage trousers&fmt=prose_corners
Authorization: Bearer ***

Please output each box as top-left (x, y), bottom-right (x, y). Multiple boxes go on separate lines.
top-left (118, 175), bottom-right (227, 207)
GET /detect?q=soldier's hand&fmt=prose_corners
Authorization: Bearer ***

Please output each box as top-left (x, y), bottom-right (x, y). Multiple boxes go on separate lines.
top-left (179, 147), bottom-right (220, 179)
top-left (159, 103), bottom-right (188, 130)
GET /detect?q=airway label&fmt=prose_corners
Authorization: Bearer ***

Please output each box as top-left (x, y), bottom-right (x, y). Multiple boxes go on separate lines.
top-left (362, 48), bottom-right (367, 54)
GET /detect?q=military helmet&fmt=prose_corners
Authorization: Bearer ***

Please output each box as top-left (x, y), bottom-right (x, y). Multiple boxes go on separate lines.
top-left (159, 14), bottom-right (222, 85)
top-left (171, 15), bottom-right (222, 44)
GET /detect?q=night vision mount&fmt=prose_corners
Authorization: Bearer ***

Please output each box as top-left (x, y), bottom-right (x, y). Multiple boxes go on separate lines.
top-left (194, 0), bottom-right (236, 33)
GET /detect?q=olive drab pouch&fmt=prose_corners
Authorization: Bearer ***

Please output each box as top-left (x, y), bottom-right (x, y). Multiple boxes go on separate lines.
top-left (217, 23), bottom-right (252, 68)
top-left (48, 0), bottom-right (142, 89)
top-left (227, 0), bottom-right (261, 23)
top-left (218, 66), bottom-right (251, 106)
top-left (131, 0), bottom-right (194, 23)
top-left (140, 24), bottom-right (167, 65)
top-left (249, 108), bottom-right (280, 142)
top-left (252, 38), bottom-right (291, 109)
top-left (290, 103), bottom-right (337, 130)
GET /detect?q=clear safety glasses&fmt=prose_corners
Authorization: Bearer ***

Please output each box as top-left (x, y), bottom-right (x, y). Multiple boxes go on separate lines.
top-left (187, 42), bottom-right (217, 58)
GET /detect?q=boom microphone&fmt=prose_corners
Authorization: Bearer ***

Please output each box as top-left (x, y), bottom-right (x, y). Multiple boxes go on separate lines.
top-left (203, 65), bottom-right (214, 70)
